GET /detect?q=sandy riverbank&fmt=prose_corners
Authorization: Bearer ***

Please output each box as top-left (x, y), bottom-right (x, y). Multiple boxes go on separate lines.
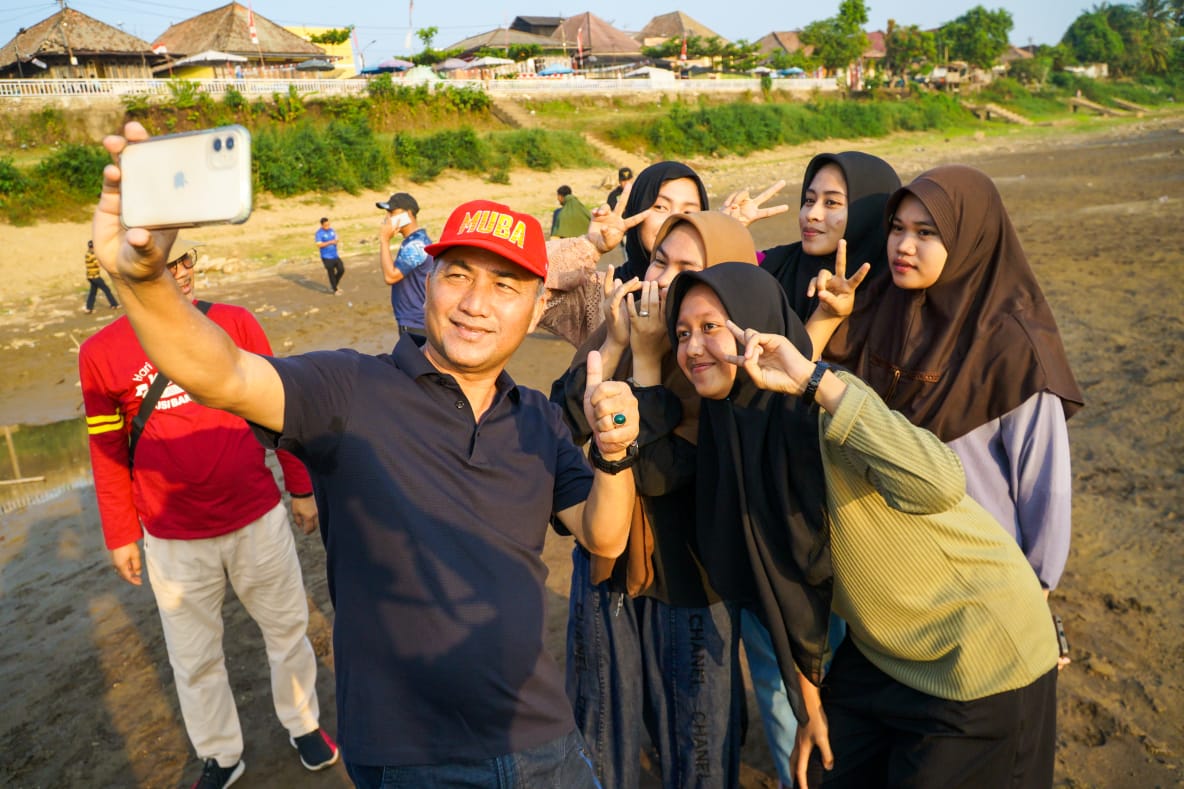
top-left (2, 115), bottom-right (1183, 787)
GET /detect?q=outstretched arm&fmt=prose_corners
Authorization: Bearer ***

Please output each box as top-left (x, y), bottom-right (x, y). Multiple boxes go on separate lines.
top-left (92, 122), bottom-right (285, 431)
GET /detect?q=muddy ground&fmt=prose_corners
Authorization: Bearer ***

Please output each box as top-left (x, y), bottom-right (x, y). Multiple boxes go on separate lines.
top-left (1, 115), bottom-right (1182, 788)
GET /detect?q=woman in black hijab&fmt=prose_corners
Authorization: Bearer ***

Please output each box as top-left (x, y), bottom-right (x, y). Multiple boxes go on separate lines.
top-left (616, 161), bottom-right (710, 282)
top-left (760, 152), bottom-right (900, 367)
top-left (668, 263), bottom-right (1060, 789)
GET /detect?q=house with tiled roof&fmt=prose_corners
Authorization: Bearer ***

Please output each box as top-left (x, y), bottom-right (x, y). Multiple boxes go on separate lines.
top-left (0, 7), bottom-right (161, 79)
top-left (864, 30), bottom-right (886, 60)
top-left (152, 2), bottom-right (323, 70)
top-left (757, 30), bottom-right (814, 60)
top-left (637, 11), bottom-right (724, 48)
top-left (510, 16), bottom-right (564, 37)
top-left (443, 27), bottom-right (560, 57)
top-left (551, 12), bottom-right (641, 66)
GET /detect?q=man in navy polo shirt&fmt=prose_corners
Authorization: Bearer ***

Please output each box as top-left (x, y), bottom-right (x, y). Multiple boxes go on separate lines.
top-left (91, 122), bottom-right (640, 789)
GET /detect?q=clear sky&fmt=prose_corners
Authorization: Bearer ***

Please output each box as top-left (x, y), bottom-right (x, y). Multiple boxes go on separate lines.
top-left (4, 0), bottom-right (1090, 62)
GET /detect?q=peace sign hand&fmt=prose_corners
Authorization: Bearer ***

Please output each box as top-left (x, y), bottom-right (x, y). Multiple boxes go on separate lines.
top-left (586, 180), bottom-right (650, 254)
top-left (807, 239), bottom-right (871, 320)
top-left (724, 320), bottom-right (814, 395)
top-left (721, 179), bottom-right (789, 227)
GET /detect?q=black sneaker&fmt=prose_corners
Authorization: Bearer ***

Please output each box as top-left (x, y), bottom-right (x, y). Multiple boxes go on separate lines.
top-left (290, 728), bottom-right (340, 771)
top-left (191, 758), bottom-right (244, 789)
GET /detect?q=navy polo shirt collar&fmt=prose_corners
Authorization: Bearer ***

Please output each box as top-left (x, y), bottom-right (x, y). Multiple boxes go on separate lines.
top-left (391, 332), bottom-right (521, 407)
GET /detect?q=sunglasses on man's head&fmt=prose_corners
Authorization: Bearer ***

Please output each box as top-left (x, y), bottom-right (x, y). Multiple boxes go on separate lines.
top-left (166, 248), bottom-right (199, 272)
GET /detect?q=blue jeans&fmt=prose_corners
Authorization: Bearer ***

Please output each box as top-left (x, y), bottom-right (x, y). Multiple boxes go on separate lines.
top-left (86, 277), bottom-right (117, 310)
top-left (344, 729), bottom-right (599, 788)
top-left (566, 546), bottom-right (743, 789)
top-left (742, 611), bottom-right (848, 788)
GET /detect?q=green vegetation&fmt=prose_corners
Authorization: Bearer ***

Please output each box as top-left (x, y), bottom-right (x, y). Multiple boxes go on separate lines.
top-left (641, 34), bottom-right (761, 73)
top-left (308, 26), bottom-right (353, 46)
top-left (391, 127), bottom-right (600, 182)
top-left (607, 94), bottom-right (974, 158)
top-left (938, 6), bottom-right (1014, 70)
top-left (802, 0), bottom-right (870, 72)
top-left (3, 48), bottom-right (1183, 226)
top-left (1061, 2), bottom-right (1179, 76)
top-left (0, 143), bottom-right (108, 224)
top-left (255, 117), bottom-right (390, 196)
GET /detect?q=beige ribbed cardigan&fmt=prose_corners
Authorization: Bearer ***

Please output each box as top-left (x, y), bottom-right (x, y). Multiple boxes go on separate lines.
top-left (821, 372), bottom-right (1058, 700)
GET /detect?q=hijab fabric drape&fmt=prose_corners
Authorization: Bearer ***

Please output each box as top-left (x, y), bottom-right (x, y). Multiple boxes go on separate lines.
top-left (618, 162), bottom-right (710, 282)
top-left (760, 152), bottom-right (900, 366)
top-left (666, 263), bottom-right (833, 710)
top-left (855, 165), bottom-right (1083, 441)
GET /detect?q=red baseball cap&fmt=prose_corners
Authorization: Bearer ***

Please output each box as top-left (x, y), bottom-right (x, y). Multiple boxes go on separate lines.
top-left (424, 200), bottom-right (548, 279)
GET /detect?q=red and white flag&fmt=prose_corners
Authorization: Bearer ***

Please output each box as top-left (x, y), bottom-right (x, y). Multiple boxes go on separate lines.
top-left (679, 36), bottom-right (688, 61)
top-left (246, 2), bottom-right (259, 45)
top-left (576, 26), bottom-right (584, 60)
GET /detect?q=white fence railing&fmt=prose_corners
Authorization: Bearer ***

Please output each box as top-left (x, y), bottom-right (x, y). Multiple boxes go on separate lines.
top-left (0, 76), bottom-right (838, 101)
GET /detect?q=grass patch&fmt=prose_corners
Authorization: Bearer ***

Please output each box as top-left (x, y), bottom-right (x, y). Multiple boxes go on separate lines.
top-left (391, 126), bottom-right (603, 183)
top-left (608, 93), bottom-right (977, 158)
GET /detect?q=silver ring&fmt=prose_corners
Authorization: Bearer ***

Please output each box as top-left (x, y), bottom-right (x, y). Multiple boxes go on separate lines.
top-left (638, 310), bottom-right (650, 318)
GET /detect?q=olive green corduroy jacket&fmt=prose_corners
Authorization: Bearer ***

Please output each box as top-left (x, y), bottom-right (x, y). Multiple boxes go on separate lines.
top-left (821, 372), bottom-right (1058, 700)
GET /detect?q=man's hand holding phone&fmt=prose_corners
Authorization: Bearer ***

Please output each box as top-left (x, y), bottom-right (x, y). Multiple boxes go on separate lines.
top-left (94, 122), bottom-right (178, 286)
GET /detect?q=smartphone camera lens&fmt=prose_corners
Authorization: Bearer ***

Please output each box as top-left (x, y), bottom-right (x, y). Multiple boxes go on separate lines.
top-left (226, 136), bottom-right (235, 150)
top-left (213, 137), bottom-right (222, 152)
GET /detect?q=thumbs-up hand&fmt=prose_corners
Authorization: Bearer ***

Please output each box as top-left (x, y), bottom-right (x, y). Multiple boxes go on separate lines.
top-left (582, 349), bottom-right (639, 461)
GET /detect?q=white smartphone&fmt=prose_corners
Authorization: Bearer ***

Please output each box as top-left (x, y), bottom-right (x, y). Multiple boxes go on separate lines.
top-left (120, 125), bottom-right (253, 229)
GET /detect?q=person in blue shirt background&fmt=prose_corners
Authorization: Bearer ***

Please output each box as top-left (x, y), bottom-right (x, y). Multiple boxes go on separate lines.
top-left (377, 192), bottom-right (432, 336)
top-left (314, 217), bottom-right (345, 295)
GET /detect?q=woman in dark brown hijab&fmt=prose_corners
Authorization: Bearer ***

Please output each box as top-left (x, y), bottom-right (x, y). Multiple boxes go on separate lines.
top-left (853, 163), bottom-right (1083, 639)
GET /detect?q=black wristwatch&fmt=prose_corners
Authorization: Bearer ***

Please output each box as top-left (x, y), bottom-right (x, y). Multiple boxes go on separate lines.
top-left (801, 362), bottom-right (831, 407)
top-left (589, 441), bottom-right (639, 474)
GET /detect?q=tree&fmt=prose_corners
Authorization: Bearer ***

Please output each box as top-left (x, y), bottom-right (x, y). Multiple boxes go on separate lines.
top-left (884, 20), bottom-right (937, 79)
top-left (416, 26), bottom-right (439, 51)
top-left (1061, 9), bottom-right (1126, 64)
top-left (1170, 0), bottom-right (1184, 25)
top-left (768, 48), bottom-right (816, 72)
top-left (308, 26), bottom-right (354, 46)
top-left (800, 0), bottom-right (870, 72)
top-left (721, 39), bottom-right (762, 72)
top-left (1063, 3), bottom-right (1177, 76)
top-left (642, 33), bottom-right (704, 62)
top-left (938, 6), bottom-right (1014, 69)
top-left (1007, 52), bottom-right (1054, 85)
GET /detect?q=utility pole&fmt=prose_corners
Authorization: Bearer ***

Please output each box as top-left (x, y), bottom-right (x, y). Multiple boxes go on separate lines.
top-left (58, 0), bottom-right (79, 78)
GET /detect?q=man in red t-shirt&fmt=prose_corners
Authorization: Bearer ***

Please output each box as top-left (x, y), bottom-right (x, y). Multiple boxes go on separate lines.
top-left (80, 243), bottom-right (339, 789)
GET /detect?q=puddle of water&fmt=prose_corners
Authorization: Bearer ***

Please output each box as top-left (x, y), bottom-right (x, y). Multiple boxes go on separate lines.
top-left (0, 417), bottom-right (93, 516)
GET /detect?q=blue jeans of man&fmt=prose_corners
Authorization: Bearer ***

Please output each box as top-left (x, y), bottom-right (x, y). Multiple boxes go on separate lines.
top-left (566, 546), bottom-right (743, 789)
top-left (344, 729), bottom-right (599, 788)
top-left (86, 277), bottom-right (118, 311)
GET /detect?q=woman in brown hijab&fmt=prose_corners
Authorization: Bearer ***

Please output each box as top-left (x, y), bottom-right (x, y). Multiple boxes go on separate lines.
top-left (850, 164), bottom-right (1083, 596)
top-left (800, 164), bottom-right (1083, 783)
top-left (550, 212), bottom-right (759, 789)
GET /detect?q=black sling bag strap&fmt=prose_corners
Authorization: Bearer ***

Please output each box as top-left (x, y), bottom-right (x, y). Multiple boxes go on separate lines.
top-left (128, 300), bottom-right (212, 469)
